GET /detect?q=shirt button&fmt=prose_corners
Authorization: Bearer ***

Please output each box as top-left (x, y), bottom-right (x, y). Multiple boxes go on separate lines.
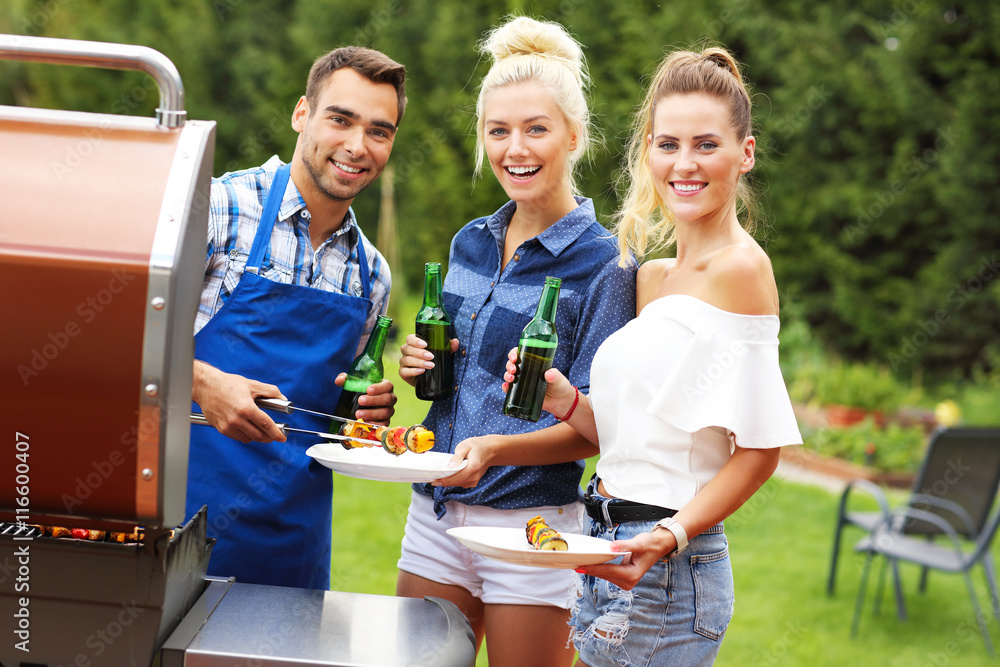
top-left (229, 249), bottom-right (240, 260)
top-left (352, 280), bottom-right (363, 296)
top-left (513, 254), bottom-right (520, 261)
top-left (471, 313), bottom-right (476, 320)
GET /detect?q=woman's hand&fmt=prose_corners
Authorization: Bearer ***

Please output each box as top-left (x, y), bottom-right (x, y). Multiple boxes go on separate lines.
top-left (398, 333), bottom-right (459, 388)
top-left (575, 530), bottom-right (675, 590)
top-left (501, 347), bottom-right (577, 419)
top-left (432, 434), bottom-right (498, 488)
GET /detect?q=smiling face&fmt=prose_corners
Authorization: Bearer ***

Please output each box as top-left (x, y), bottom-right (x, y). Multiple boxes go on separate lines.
top-left (482, 81), bottom-right (578, 216)
top-left (648, 92), bottom-right (755, 226)
top-left (291, 67), bottom-right (399, 205)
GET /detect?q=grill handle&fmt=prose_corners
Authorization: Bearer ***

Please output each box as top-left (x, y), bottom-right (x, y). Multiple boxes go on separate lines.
top-left (0, 33), bottom-right (186, 128)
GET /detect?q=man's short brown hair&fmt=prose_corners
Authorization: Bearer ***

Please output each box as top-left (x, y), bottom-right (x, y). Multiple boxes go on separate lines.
top-left (305, 46), bottom-right (407, 125)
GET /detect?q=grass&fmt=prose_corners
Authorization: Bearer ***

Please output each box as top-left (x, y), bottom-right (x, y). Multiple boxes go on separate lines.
top-left (328, 353), bottom-right (1000, 666)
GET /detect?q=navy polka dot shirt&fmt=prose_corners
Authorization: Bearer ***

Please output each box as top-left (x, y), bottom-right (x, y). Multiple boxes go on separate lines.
top-left (415, 197), bottom-right (637, 517)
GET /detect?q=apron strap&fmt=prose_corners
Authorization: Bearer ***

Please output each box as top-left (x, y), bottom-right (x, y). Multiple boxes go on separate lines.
top-left (246, 163), bottom-right (291, 273)
top-left (355, 229), bottom-right (371, 300)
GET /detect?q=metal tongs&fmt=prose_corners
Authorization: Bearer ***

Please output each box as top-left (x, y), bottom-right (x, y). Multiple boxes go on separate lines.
top-left (189, 397), bottom-right (382, 446)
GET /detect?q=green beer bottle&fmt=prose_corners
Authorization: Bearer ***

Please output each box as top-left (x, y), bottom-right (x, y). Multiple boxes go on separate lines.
top-left (415, 262), bottom-right (454, 401)
top-left (503, 276), bottom-right (561, 422)
top-left (334, 315), bottom-right (392, 420)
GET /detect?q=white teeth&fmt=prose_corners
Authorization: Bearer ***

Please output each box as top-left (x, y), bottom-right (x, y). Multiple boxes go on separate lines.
top-left (507, 165), bottom-right (540, 176)
top-left (673, 183), bottom-right (705, 192)
top-left (335, 161), bottom-right (362, 174)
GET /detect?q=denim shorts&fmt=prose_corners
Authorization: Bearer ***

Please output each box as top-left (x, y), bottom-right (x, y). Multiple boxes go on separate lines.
top-left (571, 516), bottom-right (733, 667)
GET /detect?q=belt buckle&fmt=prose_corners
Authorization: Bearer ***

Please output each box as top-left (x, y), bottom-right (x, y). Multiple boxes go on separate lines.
top-left (601, 498), bottom-right (614, 526)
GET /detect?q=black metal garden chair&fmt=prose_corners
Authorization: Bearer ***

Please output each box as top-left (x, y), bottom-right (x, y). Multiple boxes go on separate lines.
top-left (839, 428), bottom-right (1000, 654)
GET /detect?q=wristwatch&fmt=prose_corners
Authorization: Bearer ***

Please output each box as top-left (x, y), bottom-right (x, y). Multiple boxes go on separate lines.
top-left (653, 517), bottom-right (688, 557)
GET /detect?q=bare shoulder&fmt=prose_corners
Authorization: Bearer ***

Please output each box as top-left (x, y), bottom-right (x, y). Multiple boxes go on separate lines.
top-left (636, 258), bottom-right (675, 314)
top-left (707, 242), bottom-right (779, 316)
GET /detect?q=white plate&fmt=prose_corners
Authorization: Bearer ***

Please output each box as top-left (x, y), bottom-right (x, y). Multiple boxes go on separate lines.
top-left (446, 526), bottom-right (629, 569)
top-left (306, 443), bottom-right (467, 483)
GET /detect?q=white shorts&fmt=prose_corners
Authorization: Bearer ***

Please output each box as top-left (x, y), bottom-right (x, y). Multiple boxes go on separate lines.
top-left (397, 491), bottom-right (585, 608)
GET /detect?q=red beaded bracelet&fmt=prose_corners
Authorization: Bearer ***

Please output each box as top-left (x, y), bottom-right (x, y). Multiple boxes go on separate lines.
top-left (558, 387), bottom-right (580, 422)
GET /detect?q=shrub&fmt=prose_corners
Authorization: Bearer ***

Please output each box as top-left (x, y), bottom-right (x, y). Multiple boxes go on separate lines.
top-left (805, 419), bottom-right (927, 473)
top-left (792, 359), bottom-right (902, 413)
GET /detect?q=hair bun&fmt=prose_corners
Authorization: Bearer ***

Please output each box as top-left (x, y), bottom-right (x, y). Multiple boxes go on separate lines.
top-left (702, 47), bottom-right (745, 87)
top-left (481, 15), bottom-right (585, 84)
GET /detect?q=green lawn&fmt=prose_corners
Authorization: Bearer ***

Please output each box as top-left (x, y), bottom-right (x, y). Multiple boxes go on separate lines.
top-left (328, 353), bottom-right (1000, 666)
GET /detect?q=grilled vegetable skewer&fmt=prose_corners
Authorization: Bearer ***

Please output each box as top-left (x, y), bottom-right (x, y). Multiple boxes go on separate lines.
top-left (338, 420), bottom-right (435, 456)
top-left (525, 515), bottom-right (568, 551)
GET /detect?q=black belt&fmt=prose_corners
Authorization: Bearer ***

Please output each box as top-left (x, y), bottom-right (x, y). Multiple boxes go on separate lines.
top-left (583, 475), bottom-right (676, 525)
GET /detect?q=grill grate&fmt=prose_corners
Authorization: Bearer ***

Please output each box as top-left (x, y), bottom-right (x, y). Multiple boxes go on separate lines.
top-left (0, 522), bottom-right (42, 538)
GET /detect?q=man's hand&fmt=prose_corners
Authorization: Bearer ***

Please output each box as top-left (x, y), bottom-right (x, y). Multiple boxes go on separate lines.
top-left (335, 373), bottom-right (396, 425)
top-left (192, 360), bottom-right (287, 443)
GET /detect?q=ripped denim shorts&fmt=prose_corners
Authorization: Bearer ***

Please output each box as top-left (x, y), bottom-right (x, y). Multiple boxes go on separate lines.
top-left (571, 514), bottom-right (732, 667)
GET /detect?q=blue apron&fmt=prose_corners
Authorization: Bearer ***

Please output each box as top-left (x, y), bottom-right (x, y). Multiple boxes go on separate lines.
top-left (187, 163), bottom-right (371, 589)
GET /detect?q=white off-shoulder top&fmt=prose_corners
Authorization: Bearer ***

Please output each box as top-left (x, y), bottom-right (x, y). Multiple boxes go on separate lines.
top-left (591, 294), bottom-right (802, 510)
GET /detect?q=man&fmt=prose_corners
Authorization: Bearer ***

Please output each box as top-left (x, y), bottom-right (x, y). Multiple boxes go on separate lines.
top-left (187, 47), bottom-right (405, 589)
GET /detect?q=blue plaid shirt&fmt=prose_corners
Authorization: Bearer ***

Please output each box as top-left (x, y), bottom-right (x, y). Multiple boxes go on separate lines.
top-left (195, 156), bottom-right (391, 356)
top-left (417, 198), bottom-right (637, 516)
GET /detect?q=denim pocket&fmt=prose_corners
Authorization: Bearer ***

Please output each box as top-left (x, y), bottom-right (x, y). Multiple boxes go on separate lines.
top-left (476, 305), bottom-right (531, 378)
top-left (690, 545), bottom-right (734, 641)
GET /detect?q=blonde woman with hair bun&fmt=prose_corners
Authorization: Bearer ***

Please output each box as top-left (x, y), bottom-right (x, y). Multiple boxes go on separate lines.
top-left (395, 15), bottom-right (636, 667)
top-left (506, 45), bottom-right (802, 664)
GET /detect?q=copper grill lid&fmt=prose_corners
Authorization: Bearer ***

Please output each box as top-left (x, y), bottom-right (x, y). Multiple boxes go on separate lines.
top-left (0, 35), bottom-right (216, 530)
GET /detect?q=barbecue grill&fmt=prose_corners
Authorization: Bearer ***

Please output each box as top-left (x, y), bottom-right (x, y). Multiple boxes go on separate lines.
top-left (0, 34), bottom-right (474, 666)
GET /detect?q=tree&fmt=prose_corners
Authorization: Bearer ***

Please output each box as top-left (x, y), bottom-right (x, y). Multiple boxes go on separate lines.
top-left (3, 0), bottom-right (996, 379)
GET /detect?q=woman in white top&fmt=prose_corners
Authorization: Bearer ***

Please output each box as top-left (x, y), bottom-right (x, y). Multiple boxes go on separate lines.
top-left (505, 46), bottom-right (802, 665)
